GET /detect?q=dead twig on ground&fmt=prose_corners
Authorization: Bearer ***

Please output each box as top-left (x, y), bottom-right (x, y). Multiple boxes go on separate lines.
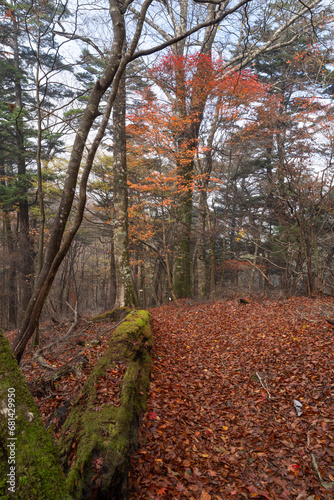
top-left (256, 372), bottom-right (272, 400)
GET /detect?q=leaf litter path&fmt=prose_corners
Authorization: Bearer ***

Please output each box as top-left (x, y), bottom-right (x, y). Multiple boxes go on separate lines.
top-left (129, 298), bottom-right (334, 500)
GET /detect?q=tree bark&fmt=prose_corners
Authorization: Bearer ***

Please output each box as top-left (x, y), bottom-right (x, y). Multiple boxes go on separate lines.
top-left (110, 235), bottom-right (117, 308)
top-left (113, 75), bottom-right (138, 308)
top-left (196, 98), bottom-right (220, 299)
top-left (197, 188), bottom-right (208, 299)
top-left (4, 213), bottom-right (17, 326)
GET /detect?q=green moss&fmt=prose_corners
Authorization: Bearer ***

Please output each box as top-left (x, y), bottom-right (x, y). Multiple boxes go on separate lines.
top-left (58, 310), bottom-right (152, 498)
top-left (0, 443), bottom-right (10, 500)
top-left (0, 330), bottom-right (71, 500)
top-left (90, 307), bottom-right (132, 323)
top-left (0, 312), bottom-right (152, 499)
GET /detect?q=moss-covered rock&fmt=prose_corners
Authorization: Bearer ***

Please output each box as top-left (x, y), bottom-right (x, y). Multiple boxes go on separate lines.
top-left (0, 329), bottom-right (70, 500)
top-left (58, 310), bottom-right (152, 500)
top-left (89, 307), bottom-right (132, 323)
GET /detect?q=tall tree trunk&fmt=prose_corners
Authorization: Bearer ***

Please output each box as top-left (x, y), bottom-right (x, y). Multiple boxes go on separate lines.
top-left (162, 205), bottom-right (179, 304)
top-left (197, 188), bottom-right (207, 299)
top-left (172, 19), bottom-right (217, 298)
top-left (206, 201), bottom-right (216, 299)
top-left (13, 10), bottom-right (34, 317)
top-left (113, 75), bottom-right (138, 308)
top-left (33, 6), bottom-right (46, 283)
top-left (4, 213), bottom-right (17, 326)
top-left (110, 235), bottom-right (117, 308)
top-left (173, 167), bottom-right (193, 298)
top-left (196, 98), bottom-right (220, 299)
top-left (173, 112), bottom-right (206, 299)
top-left (12, 0), bottom-right (130, 363)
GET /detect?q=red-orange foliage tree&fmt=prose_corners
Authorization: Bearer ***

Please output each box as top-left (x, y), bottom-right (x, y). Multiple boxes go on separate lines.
top-left (213, 37), bottom-right (334, 296)
top-left (127, 52), bottom-right (267, 298)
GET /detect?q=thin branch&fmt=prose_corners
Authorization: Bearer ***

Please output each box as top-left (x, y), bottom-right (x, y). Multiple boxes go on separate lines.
top-left (131, 0), bottom-right (254, 61)
top-left (236, 256), bottom-right (274, 286)
top-left (218, 0), bottom-right (322, 78)
top-left (128, 6), bottom-right (171, 41)
top-left (131, 0), bottom-right (321, 63)
top-left (256, 372), bottom-right (272, 400)
top-left (52, 30), bottom-right (106, 60)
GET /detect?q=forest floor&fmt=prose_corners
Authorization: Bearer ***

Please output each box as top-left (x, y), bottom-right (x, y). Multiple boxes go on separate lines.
top-left (6, 296), bottom-right (334, 500)
top-left (128, 297), bottom-right (334, 500)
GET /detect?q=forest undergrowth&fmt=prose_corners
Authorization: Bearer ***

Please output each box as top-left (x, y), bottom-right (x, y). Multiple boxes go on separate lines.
top-left (5, 297), bottom-right (334, 500)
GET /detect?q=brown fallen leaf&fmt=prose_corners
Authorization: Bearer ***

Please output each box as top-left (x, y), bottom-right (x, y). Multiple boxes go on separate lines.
top-left (199, 491), bottom-right (211, 500)
top-left (184, 471), bottom-right (193, 482)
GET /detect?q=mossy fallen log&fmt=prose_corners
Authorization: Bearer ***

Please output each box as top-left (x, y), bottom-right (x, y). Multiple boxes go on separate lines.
top-left (58, 309), bottom-right (152, 500)
top-left (89, 307), bottom-right (132, 323)
top-left (0, 310), bottom-right (152, 499)
top-left (0, 329), bottom-right (70, 500)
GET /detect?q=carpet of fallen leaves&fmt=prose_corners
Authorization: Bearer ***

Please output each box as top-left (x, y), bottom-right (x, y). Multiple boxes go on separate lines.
top-left (5, 297), bottom-right (334, 500)
top-left (129, 297), bottom-right (334, 500)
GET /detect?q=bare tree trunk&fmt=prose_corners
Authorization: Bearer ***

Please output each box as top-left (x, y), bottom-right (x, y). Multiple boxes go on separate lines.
top-left (197, 188), bottom-right (207, 299)
top-left (206, 201), bottom-right (216, 299)
top-left (196, 97), bottom-right (220, 299)
top-left (113, 75), bottom-right (138, 308)
top-left (162, 205), bottom-right (179, 305)
top-left (12, 0), bottom-right (129, 363)
top-left (110, 235), bottom-right (117, 308)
